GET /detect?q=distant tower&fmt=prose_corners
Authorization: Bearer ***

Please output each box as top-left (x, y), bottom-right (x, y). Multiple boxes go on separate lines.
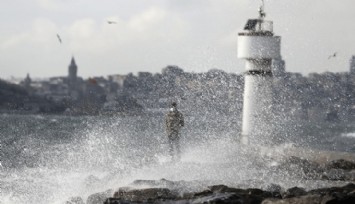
top-left (272, 58), bottom-right (285, 77)
top-left (350, 56), bottom-right (355, 74)
top-left (23, 73), bottom-right (32, 90)
top-left (68, 56), bottom-right (78, 90)
top-left (21, 73), bottom-right (32, 93)
top-left (237, 0), bottom-right (282, 144)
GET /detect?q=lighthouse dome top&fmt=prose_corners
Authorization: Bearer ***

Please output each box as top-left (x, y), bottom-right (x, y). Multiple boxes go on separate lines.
top-left (242, 19), bottom-right (273, 34)
top-left (237, 0), bottom-right (281, 60)
top-left (240, 0), bottom-right (273, 36)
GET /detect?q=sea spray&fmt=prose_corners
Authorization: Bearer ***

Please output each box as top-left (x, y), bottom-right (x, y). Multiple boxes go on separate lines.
top-left (0, 114), bottom-right (354, 203)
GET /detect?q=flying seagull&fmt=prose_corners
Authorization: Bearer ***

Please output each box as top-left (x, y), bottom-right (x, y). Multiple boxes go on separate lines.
top-left (56, 34), bottom-right (62, 44)
top-left (107, 20), bottom-right (117, 24)
top-left (328, 52), bottom-right (337, 59)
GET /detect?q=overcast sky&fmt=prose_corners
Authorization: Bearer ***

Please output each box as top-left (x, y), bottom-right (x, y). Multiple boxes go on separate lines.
top-left (1, 0), bottom-right (355, 79)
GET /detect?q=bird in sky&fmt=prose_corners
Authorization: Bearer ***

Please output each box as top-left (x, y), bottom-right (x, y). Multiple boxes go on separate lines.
top-left (107, 20), bottom-right (117, 24)
top-left (56, 34), bottom-right (62, 44)
top-left (328, 52), bottom-right (337, 59)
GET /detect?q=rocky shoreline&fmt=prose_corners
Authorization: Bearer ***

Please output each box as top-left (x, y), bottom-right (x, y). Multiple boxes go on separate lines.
top-left (105, 182), bottom-right (354, 204)
top-left (64, 158), bottom-right (355, 204)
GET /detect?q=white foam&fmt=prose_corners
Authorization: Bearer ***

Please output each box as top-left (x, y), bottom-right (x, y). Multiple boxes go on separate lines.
top-left (341, 132), bottom-right (355, 138)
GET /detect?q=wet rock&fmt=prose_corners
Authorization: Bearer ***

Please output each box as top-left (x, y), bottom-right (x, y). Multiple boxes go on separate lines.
top-left (307, 183), bottom-right (355, 204)
top-left (308, 183), bottom-right (355, 195)
top-left (264, 184), bottom-right (282, 199)
top-left (282, 187), bottom-right (307, 198)
top-left (262, 185), bottom-right (355, 204)
top-left (131, 178), bottom-right (175, 188)
top-left (118, 179), bottom-right (209, 195)
top-left (103, 198), bottom-right (122, 204)
top-left (208, 185), bottom-right (246, 194)
top-left (322, 169), bottom-right (347, 180)
top-left (115, 187), bottom-right (176, 202)
top-left (247, 188), bottom-right (265, 196)
top-left (277, 156), bottom-right (323, 179)
top-left (262, 194), bottom-right (323, 204)
top-left (192, 189), bottom-right (213, 197)
top-left (208, 185), bottom-right (275, 198)
top-left (192, 192), bottom-right (243, 204)
top-left (324, 159), bottom-right (355, 171)
top-left (104, 180), bottom-right (355, 204)
top-left (86, 189), bottom-right (113, 204)
top-left (330, 193), bottom-right (355, 204)
top-left (264, 184), bottom-right (282, 193)
top-left (348, 170), bottom-right (355, 181)
top-left (112, 182), bottom-right (279, 203)
top-left (190, 188), bottom-right (270, 204)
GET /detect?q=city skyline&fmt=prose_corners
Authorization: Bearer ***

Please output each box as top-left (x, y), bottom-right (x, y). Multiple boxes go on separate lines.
top-left (1, 0), bottom-right (355, 79)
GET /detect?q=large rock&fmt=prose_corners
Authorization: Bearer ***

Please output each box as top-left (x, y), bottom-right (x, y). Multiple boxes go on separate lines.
top-left (262, 193), bottom-right (355, 204)
top-left (191, 192), bottom-right (244, 204)
top-left (322, 168), bottom-right (347, 181)
top-left (185, 187), bottom-right (273, 204)
top-left (276, 156), bottom-right (323, 179)
top-left (264, 184), bottom-right (283, 199)
top-left (282, 187), bottom-right (307, 199)
top-left (114, 179), bottom-right (208, 195)
top-left (307, 183), bottom-right (355, 195)
top-left (263, 183), bottom-right (355, 204)
top-left (348, 170), bottom-right (355, 181)
top-left (262, 194), bottom-right (323, 204)
top-left (264, 184), bottom-right (282, 193)
top-left (114, 187), bottom-right (176, 202)
top-left (324, 159), bottom-right (355, 171)
top-left (103, 198), bottom-right (121, 204)
top-left (276, 157), bottom-right (355, 181)
top-left (208, 185), bottom-right (247, 194)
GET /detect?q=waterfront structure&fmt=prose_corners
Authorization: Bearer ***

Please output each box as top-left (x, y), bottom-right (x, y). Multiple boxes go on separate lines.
top-left (237, 1), bottom-right (282, 144)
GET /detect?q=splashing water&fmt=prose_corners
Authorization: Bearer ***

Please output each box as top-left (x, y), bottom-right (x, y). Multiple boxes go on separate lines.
top-left (0, 114), bottom-right (354, 204)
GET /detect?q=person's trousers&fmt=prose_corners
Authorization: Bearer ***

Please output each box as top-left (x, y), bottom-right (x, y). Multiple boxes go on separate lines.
top-left (168, 134), bottom-right (181, 160)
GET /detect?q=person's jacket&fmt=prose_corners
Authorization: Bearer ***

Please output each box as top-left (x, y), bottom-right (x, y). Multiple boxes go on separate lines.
top-left (165, 109), bottom-right (184, 135)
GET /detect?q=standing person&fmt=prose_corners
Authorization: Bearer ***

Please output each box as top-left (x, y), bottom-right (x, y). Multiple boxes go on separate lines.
top-left (165, 102), bottom-right (184, 161)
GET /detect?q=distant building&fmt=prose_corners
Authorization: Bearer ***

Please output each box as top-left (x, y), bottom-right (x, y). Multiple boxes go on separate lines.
top-left (138, 72), bottom-right (153, 79)
top-left (162, 65), bottom-right (184, 76)
top-left (272, 58), bottom-right (286, 77)
top-left (350, 56), bottom-right (355, 74)
top-left (23, 73), bottom-right (32, 89)
top-left (68, 56), bottom-right (78, 90)
top-left (68, 57), bottom-right (80, 99)
top-left (108, 74), bottom-right (126, 88)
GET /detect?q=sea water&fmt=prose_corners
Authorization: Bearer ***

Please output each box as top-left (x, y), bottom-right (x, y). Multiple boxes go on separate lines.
top-left (0, 113), bottom-right (354, 204)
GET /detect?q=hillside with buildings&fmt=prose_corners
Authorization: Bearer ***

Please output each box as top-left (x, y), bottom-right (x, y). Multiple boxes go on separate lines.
top-left (0, 78), bottom-right (65, 114)
top-left (1, 56), bottom-right (355, 121)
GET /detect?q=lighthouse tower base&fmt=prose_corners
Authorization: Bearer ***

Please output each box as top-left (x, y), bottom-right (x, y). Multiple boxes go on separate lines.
top-left (241, 59), bottom-right (274, 145)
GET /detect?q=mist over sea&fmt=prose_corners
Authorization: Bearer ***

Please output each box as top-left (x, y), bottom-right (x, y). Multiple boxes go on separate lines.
top-left (0, 113), bottom-right (354, 204)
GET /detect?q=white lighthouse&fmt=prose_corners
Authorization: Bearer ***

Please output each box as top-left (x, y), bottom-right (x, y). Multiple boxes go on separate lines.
top-left (238, 1), bottom-right (281, 144)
